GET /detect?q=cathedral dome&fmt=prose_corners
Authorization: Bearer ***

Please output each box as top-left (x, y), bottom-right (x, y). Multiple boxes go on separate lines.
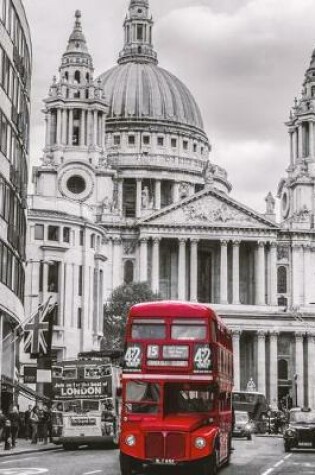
top-left (98, 62), bottom-right (204, 131)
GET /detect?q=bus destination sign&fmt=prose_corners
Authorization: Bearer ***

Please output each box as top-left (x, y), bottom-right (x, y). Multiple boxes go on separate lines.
top-left (53, 379), bottom-right (111, 399)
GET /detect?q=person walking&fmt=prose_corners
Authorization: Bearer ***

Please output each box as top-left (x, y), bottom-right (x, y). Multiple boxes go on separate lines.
top-left (0, 410), bottom-right (6, 442)
top-left (42, 405), bottom-right (51, 444)
top-left (30, 407), bottom-right (39, 444)
top-left (3, 417), bottom-right (12, 450)
top-left (8, 406), bottom-right (20, 448)
top-left (24, 405), bottom-right (32, 440)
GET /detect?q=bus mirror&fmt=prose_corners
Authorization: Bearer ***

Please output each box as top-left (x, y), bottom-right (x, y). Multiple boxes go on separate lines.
top-left (116, 387), bottom-right (122, 398)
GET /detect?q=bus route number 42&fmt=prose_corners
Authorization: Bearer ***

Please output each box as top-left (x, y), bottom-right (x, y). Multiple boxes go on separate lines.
top-left (194, 346), bottom-right (211, 370)
top-left (125, 345), bottom-right (141, 368)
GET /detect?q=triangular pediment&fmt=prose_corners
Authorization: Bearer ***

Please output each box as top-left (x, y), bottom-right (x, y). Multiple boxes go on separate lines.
top-left (139, 188), bottom-right (278, 229)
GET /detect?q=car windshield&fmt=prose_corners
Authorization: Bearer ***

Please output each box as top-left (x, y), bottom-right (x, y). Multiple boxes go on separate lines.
top-left (290, 411), bottom-right (315, 424)
top-left (235, 412), bottom-right (249, 422)
top-left (125, 381), bottom-right (160, 414)
top-left (164, 383), bottom-right (214, 413)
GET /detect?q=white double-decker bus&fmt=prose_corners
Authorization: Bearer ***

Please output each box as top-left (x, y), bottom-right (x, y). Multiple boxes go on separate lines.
top-left (51, 351), bottom-right (121, 450)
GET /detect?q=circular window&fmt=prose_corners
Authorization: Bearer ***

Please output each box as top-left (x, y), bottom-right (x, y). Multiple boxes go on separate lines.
top-left (67, 175), bottom-right (86, 194)
top-left (138, 9), bottom-right (142, 13)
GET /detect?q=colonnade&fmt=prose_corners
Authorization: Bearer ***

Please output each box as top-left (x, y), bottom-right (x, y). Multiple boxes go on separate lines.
top-left (45, 108), bottom-right (106, 148)
top-left (232, 329), bottom-right (315, 409)
top-left (137, 237), bottom-right (278, 305)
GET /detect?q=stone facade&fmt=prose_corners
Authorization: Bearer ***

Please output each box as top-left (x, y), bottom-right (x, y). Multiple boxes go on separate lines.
top-left (26, 1), bottom-right (315, 409)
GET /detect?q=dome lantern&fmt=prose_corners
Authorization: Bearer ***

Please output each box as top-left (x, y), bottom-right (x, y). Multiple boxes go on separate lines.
top-left (118, 0), bottom-right (158, 65)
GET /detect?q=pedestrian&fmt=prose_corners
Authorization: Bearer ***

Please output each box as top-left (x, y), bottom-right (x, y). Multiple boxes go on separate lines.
top-left (3, 418), bottom-right (12, 450)
top-left (42, 405), bottom-right (51, 444)
top-left (24, 405), bottom-right (32, 440)
top-left (37, 405), bottom-right (45, 442)
top-left (30, 407), bottom-right (39, 444)
top-left (0, 409), bottom-right (6, 442)
top-left (8, 406), bottom-right (20, 448)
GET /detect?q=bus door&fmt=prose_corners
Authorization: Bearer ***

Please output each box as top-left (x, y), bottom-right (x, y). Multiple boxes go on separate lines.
top-left (219, 392), bottom-right (232, 462)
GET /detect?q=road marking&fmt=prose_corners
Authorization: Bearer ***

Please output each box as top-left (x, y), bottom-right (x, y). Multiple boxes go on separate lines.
top-left (0, 469), bottom-right (48, 475)
top-left (83, 471), bottom-right (103, 475)
top-left (261, 453), bottom-right (292, 475)
top-left (0, 459), bottom-right (37, 465)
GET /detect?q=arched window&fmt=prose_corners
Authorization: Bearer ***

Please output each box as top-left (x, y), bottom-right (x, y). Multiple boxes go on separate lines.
top-left (90, 234), bottom-right (95, 249)
top-left (277, 266), bottom-right (287, 294)
top-left (124, 260), bottom-right (134, 284)
top-left (74, 70), bottom-right (81, 84)
top-left (64, 72), bottom-right (69, 82)
top-left (312, 86), bottom-right (315, 97)
top-left (86, 72), bottom-right (90, 82)
top-left (278, 359), bottom-right (288, 380)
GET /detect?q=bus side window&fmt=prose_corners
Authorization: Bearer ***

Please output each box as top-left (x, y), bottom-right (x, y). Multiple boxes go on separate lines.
top-left (211, 322), bottom-right (217, 341)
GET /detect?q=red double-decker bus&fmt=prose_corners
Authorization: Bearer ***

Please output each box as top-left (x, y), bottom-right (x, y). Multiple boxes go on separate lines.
top-left (119, 301), bottom-right (233, 475)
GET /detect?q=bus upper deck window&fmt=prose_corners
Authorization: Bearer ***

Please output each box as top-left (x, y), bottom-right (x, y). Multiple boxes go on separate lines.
top-left (131, 320), bottom-right (166, 340)
top-left (171, 320), bottom-right (206, 340)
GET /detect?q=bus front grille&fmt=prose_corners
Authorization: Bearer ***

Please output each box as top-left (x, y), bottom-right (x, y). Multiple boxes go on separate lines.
top-left (145, 432), bottom-right (185, 460)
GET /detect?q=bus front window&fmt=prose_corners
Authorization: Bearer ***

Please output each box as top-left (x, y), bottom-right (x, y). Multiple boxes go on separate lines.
top-left (82, 400), bottom-right (100, 412)
top-left (165, 384), bottom-right (214, 413)
top-left (125, 381), bottom-right (160, 414)
top-left (131, 320), bottom-right (166, 340)
top-left (171, 322), bottom-right (206, 340)
top-left (63, 400), bottom-right (81, 413)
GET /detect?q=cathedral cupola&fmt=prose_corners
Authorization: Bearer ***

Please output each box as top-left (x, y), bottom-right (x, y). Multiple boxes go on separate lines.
top-left (118, 0), bottom-right (158, 65)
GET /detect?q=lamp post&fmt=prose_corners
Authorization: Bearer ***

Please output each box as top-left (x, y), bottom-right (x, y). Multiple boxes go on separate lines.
top-left (294, 373), bottom-right (298, 407)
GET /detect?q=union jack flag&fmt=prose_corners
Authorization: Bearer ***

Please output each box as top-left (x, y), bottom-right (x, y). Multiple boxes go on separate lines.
top-left (24, 297), bottom-right (57, 357)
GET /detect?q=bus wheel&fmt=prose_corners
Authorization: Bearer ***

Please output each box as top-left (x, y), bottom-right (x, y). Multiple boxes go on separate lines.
top-left (202, 452), bottom-right (218, 475)
top-left (63, 443), bottom-right (77, 451)
top-left (120, 452), bottom-right (135, 475)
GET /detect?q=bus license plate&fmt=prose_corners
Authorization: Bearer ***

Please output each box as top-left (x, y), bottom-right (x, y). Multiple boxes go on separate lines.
top-left (155, 459), bottom-right (176, 465)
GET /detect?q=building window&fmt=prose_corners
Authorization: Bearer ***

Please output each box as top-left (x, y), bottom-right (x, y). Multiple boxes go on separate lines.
top-left (39, 261), bottom-right (43, 292)
top-left (63, 227), bottom-right (70, 243)
top-left (193, 143), bottom-right (197, 153)
top-left (79, 229), bottom-right (84, 246)
top-left (143, 135), bottom-right (150, 145)
top-left (77, 307), bottom-right (82, 329)
top-left (67, 175), bottom-right (86, 194)
top-left (124, 260), bottom-right (134, 284)
top-left (171, 138), bottom-right (177, 148)
top-left (78, 265), bottom-right (83, 296)
top-left (48, 261), bottom-right (59, 292)
top-left (183, 140), bottom-right (188, 150)
top-left (113, 135), bottom-right (121, 146)
top-left (278, 296), bottom-right (287, 307)
top-left (277, 266), bottom-right (287, 294)
top-left (278, 359), bottom-right (288, 380)
top-left (137, 25), bottom-right (144, 41)
top-left (90, 234), bottom-right (95, 249)
top-left (34, 224), bottom-right (44, 240)
top-left (128, 135), bottom-right (135, 146)
top-left (48, 226), bottom-right (59, 242)
top-left (157, 136), bottom-right (164, 147)
top-left (74, 70), bottom-right (81, 84)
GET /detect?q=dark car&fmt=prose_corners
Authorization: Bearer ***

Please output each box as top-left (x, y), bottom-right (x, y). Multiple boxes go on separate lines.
top-left (233, 411), bottom-right (253, 440)
top-left (283, 408), bottom-right (315, 452)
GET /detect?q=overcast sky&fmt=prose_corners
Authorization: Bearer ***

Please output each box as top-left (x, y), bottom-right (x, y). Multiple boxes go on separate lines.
top-left (23, 0), bottom-right (315, 212)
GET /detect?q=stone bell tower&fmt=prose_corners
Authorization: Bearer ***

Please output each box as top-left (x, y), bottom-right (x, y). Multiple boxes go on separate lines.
top-left (33, 10), bottom-right (110, 207)
top-left (278, 46), bottom-right (315, 229)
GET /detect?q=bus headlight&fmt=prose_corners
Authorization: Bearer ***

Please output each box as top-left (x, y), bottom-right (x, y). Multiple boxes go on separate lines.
top-left (125, 434), bottom-right (136, 447)
top-left (195, 437), bottom-right (206, 449)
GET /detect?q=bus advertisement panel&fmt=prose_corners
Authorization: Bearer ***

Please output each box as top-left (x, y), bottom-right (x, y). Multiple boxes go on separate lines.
top-left (119, 301), bottom-right (233, 475)
top-left (51, 351), bottom-right (121, 450)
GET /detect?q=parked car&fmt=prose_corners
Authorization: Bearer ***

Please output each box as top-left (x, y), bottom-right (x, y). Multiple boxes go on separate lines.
top-left (233, 411), bottom-right (253, 440)
top-left (283, 408), bottom-right (315, 452)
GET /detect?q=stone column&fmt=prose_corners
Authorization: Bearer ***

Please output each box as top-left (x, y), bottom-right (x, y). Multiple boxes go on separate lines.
top-left (269, 331), bottom-right (278, 409)
top-left (289, 131), bottom-right (294, 167)
top-left (292, 244), bottom-right (302, 306)
top-left (220, 240), bottom-right (228, 304)
top-left (295, 332), bottom-right (304, 407)
top-left (232, 241), bottom-right (240, 305)
top-left (68, 109), bottom-right (73, 146)
top-left (257, 330), bottom-right (266, 395)
top-left (232, 330), bottom-right (241, 391)
top-left (190, 239), bottom-right (198, 302)
top-left (45, 112), bottom-right (51, 147)
top-left (87, 110), bottom-right (92, 146)
top-left (136, 179), bottom-right (142, 218)
top-left (178, 239), bottom-right (187, 300)
top-left (139, 238), bottom-right (148, 282)
top-left (298, 124), bottom-right (303, 159)
top-left (155, 180), bottom-right (161, 210)
top-left (58, 261), bottom-right (65, 326)
top-left (270, 242), bottom-right (278, 306)
top-left (307, 333), bottom-right (315, 409)
top-left (117, 179), bottom-right (124, 215)
top-left (152, 238), bottom-right (160, 294)
top-left (173, 182), bottom-right (180, 203)
top-left (309, 121), bottom-right (315, 158)
top-left (102, 114), bottom-right (106, 148)
top-left (256, 242), bottom-right (265, 305)
top-left (56, 108), bottom-right (62, 145)
top-left (80, 110), bottom-right (86, 146)
top-left (93, 110), bottom-right (98, 146)
top-left (303, 244), bottom-right (311, 306)
top-left (62, 109), bottom-right (67, 145)
top-left (112, 238), bottom-right (122, 289)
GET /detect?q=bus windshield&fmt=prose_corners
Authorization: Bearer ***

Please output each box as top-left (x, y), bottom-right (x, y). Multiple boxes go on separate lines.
top-left (62, 399), bottom-right (100, 413)
top-left (125, 381), bottom-right (160, 414)
top-left (131, 321), bottom-right (166, 340)
top-left (165, 383), bottom-right (215, 413)
top-left (171, 322), bottom-right (207, 340)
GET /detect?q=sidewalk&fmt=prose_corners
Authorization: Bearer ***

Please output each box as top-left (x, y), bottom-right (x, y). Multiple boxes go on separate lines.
top-left (0, 439), bottom-right (58, 457)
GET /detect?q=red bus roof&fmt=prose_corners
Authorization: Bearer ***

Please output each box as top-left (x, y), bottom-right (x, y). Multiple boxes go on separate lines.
top-left (129, 301), bottom-right (229, 332)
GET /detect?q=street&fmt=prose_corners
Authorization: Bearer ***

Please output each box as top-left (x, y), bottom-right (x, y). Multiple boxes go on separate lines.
top-left (0, 437), bottom-right (315, 475)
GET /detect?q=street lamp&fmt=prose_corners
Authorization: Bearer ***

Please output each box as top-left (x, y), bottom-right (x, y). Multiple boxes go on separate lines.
top-left (294, 373), bottom-right (298, 407)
